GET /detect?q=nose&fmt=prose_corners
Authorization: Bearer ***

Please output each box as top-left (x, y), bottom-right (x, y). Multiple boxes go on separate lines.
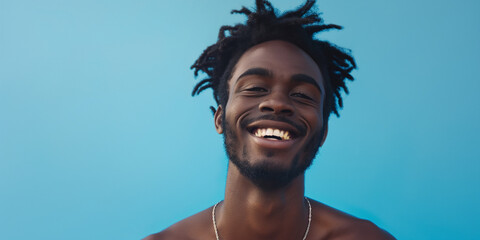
top-left (259, 91), bottom-right (294, 116)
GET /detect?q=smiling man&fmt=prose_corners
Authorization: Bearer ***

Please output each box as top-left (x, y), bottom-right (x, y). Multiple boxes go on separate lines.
top-left (145, 0), bottom-right (395, 239)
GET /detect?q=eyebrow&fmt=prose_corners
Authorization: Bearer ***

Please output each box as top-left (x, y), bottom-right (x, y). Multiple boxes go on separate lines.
top-left (291, 74), bottom-right (323, 94)
top-left (237, 67), bottom-right (323, 94)
top-left (237, 67), bottom-right (272, 80)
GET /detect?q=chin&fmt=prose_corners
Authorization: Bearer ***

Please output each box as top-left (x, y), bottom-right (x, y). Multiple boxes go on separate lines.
top-left (232, 157), bottom-right (302, 191)
top-left (229, 149), bottom-right (312, 191)
top-left (222, 119), bottom-right (323, 191)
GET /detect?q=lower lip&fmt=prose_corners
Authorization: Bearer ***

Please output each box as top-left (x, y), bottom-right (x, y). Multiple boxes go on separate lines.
top-left (250, 134), bottom-right (297, 149)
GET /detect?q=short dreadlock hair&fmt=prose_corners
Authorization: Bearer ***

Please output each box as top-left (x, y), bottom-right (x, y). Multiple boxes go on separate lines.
top-left (191, 0), bottom-right (356, 121)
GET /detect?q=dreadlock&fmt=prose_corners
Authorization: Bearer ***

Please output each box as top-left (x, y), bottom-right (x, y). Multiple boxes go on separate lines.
top-left (191, 0), bottom-right (356, 120)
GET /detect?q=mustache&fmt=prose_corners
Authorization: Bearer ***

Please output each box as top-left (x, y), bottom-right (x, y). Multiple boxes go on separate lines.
top-left (240, 114), bottom-right (306, 135)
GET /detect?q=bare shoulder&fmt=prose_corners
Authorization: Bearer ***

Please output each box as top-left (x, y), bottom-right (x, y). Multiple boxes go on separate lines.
top-left (142, 206), bottom-right (215, 240)
top-left (309, 199), bottom-right (396, 240)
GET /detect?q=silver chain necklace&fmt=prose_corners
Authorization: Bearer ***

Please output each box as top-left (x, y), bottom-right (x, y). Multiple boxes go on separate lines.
top-left (212, 197), bottom-right (312, 240)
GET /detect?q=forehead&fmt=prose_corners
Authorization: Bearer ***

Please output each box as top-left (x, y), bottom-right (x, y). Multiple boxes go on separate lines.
top-left (230, 40), bottom-right (324, 86)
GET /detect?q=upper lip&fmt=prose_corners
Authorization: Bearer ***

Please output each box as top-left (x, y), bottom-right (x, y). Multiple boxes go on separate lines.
top-left (246, 120), bottom-right (303, 139)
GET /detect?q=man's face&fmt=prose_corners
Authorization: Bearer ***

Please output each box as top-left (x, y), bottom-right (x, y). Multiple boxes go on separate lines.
top-left (214, 40), bottom-right (327, 190)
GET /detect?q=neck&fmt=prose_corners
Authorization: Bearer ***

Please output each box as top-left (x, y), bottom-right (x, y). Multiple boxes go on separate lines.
top-left (216, 163), bottom-right (308, 240)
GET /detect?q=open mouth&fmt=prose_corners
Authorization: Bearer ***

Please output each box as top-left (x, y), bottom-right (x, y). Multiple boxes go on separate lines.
top-left (249, 127), bottom-right (294, 141)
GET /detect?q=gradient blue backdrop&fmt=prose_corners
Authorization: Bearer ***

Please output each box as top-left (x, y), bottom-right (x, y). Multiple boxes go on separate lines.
top-left (1, 0), bottom-right (479, 239)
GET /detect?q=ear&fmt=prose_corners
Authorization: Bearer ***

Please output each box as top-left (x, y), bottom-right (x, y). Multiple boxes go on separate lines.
top-left (214, 105), bottom-right (224, 134)
top-left (319, 124), bottom-right (328, 147)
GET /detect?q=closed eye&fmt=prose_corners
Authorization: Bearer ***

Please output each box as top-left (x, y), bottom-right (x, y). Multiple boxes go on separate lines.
top-left (246, 87), bottom-right (267, 92)
top-left (291, 92), bottom-right (313, 100)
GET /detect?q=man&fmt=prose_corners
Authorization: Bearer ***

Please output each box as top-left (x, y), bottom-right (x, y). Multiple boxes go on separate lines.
top-left (145, 0), bottom-right (395, 239)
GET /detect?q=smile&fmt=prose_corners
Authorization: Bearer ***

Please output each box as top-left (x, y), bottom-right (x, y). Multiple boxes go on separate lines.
top-left (245, 119), bottom-right (303, 144)
top-left (253, 128), bottom-right (291, 140)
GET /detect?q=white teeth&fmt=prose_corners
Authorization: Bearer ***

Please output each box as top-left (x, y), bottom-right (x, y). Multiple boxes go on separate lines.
top-left (253, 128), bottom-right (292, 140)
top-left (273, 129), bottom-right (280, 136)
top-left (266, 128), bottom-right (273, 136)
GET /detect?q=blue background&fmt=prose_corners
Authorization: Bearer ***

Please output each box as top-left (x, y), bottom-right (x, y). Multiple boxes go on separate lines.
top-left (1, 0), bottom-right (479, 239)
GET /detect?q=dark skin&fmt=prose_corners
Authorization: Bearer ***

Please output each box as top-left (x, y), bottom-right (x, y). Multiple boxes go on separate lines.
top-left (145, 41), bottom-right (395, 240)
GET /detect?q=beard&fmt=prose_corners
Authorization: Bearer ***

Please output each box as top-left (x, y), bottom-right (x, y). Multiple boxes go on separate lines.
top-left (223, 115), bottom-right (325, 191)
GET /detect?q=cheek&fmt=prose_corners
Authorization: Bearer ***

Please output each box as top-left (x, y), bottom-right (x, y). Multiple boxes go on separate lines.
top-left (302, 109), bottom-right (323, 128)
top-left (224, 104), bottom-right (243, 130)
top-left (225, 97), bottom-right (255, 120)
